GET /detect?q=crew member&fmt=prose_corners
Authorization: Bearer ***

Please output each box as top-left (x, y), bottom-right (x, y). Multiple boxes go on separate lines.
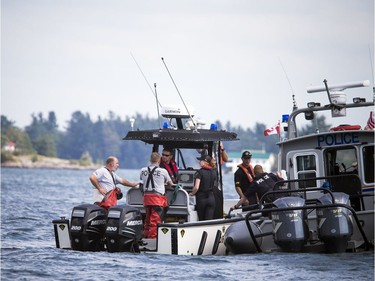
top-left (140, 152), bottom-right (174, 239)
top-left (160, 148), bottom-right (179, 183)
top-left (234, 151), bottom-right (255, 205)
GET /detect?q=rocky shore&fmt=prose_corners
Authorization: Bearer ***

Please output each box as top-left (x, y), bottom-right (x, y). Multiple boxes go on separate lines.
top-left (1, 155), bottom-right (101, 170)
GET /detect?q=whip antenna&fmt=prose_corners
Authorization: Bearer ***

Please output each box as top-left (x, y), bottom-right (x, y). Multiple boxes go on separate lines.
top-left (130, 52), bottom-right (162, 108)
top-left (161, 57), bottom-right (197, 129)
top-left (369, 44), bottom-right (375, 97)
top-left (279, 57), bottom-right (296, 96)
top-left (154, 83), bottom-right (162, 128)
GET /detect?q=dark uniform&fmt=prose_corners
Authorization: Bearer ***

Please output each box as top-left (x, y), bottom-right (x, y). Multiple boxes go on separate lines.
top-left (234, 164), bottom-right (255, 203)
top-left (244, 172), bottom-right (283, 203)
top-left (194, 167), bottom-right (217, 221)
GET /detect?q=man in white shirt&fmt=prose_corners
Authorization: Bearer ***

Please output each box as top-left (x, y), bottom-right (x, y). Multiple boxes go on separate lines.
top-left (89, 156), bottom-right (139, 203)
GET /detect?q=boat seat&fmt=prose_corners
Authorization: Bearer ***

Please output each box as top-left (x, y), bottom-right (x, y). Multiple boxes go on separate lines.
top-left (126, 187), bottom-right (195, 216)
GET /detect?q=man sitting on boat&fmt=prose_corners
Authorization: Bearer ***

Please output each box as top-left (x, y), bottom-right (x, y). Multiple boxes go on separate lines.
top-left (89, 156), bottom-right (139, 203)
top-left (232, 165), bottom-right (284, 209)
top-left (160, 147), bottom-right (179, 184)
top-left (140, 152), bottom-right (174, 239)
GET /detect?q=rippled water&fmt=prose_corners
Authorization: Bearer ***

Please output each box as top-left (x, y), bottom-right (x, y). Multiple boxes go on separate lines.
top-left (1, 168), bottom-right (374, 281)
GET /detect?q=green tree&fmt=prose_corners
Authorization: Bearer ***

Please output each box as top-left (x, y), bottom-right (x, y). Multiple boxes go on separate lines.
top-left (1, 115), bottom-right (34, 154)
top-left (25, 112), bottom-right (59, 157)
top-left (59, 111), bottom-right (94, 159)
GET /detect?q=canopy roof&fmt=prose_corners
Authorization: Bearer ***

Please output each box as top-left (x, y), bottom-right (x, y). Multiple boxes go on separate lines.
top-left (123, 128), bottom-right (238, 149)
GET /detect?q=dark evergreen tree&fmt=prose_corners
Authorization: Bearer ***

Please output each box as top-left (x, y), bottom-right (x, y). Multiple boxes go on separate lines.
top-left (25, 112), bottom-right (58, 157)
top-left (58, 111), bottom-right (94, 159)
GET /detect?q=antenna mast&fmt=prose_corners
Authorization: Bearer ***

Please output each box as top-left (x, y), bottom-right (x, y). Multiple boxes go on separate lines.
top-left (161, 57), bottom-right (197, 130)
top-left (130, 52), bottom-right (162, 108)
top-left (154, 83), bottom-right (162, 128)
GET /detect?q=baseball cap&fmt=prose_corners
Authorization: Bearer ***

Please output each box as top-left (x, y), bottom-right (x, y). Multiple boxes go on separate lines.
top-left (196, 155), bottom-right (212, 163)
top-left (242, 151), bottom-right (252, 158)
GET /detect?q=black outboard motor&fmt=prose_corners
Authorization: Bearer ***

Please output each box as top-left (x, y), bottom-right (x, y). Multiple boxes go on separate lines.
top-left (70, 204), bottom-right (107, 251)
top-left (105, 205), bottom-right (144, 253)
top-left (317, 192), bottom-right (353, 253)
top-left (272, 197), bottom-right (308, 252)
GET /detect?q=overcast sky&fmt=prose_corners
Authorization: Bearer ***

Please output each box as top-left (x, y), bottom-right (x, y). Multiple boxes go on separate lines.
top-left (2, 0), bottom-right (374, 132)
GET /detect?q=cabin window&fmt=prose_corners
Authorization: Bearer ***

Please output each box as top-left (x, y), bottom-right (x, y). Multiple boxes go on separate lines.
top-left (296, 155), bottom-right (317, 188)
top-left (363, 145), bottom-right (374, 184)
top-left (324, 147), bottom-right (357, 176)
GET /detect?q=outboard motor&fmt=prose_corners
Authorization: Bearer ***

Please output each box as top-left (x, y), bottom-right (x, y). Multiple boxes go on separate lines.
top-left (105, 205), bottom-right (144, 253)
top-left (317, 192), bottom-right (353, 253)
top-left (224, 220), bottom-right (263, 254)
top-left (70, 204), bottom-right (107, 251)
top-left (272, 197), bottom-right (308, 252)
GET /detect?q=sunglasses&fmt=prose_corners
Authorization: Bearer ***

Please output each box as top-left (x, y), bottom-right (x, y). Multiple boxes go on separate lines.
top-left (162, 154), bottom-right (171, 157)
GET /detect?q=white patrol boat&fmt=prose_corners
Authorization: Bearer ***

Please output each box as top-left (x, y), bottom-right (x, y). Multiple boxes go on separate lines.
top-left (53, 80), bottom-right (374, 255)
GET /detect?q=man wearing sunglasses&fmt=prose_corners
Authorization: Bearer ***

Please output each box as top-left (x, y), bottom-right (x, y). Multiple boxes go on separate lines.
top-left (159, 148), bottom-right (178, 184)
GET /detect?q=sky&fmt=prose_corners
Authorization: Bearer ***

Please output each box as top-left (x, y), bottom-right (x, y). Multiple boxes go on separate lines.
top-left (1, 0), bottom-right (374, 132)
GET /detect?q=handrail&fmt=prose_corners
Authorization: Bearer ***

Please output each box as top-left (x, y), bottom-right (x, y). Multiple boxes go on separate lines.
top-left (244, 202), bottom-right (371, 253)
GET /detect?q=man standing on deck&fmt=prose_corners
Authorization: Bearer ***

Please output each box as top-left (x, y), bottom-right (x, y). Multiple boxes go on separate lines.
top-left (234, 151), bottom-right (255, 206)
top-left (140, 152), bottom-right (174, 239)
top-left (89, 156), bottom-right (139, 203)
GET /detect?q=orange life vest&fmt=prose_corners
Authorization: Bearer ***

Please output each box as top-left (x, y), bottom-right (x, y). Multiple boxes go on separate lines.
top-left (237, 164), bottom-right (255, 183)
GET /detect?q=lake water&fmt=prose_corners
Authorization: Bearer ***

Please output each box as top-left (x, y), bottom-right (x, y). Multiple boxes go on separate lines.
top-left (1, 168), bottom-right (374, 281)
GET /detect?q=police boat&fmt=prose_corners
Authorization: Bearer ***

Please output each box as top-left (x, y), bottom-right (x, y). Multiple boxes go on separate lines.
top-left (53, 105), bottom-right (244, 255)
top-left (224, 79), bottom-right (374, 254)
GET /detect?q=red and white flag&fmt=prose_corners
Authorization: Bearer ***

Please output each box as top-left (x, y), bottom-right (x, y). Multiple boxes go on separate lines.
top-left (264, 121), bottom-right (280, 136)
top-left (365, 111), bottom-right (374, 130)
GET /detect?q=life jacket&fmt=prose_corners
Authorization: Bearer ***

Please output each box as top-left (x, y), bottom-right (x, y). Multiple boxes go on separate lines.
top-left (160, 160), bottom-right (178, 182)
top-left (237, 164), bottom-right (255, 183)
top-left (99, 187), bottom-right (122, 209)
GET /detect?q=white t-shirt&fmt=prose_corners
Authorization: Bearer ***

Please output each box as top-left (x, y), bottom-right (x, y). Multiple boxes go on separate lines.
top-left (140, 165), bottom-right (171, 195)
top-left (92, 167), bottom-right (122, 202)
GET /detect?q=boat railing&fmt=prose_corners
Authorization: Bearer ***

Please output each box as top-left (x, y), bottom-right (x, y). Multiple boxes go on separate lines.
top-left (286, 101), bottom-right (374, 139)
top-left (269, 174), bottom-right (367, 211)
top-left (242, 194), bottom-right (372, 253)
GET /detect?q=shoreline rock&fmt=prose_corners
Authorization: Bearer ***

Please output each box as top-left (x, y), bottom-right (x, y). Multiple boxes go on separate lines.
top-left (1, 155), bottom-right (101, 170)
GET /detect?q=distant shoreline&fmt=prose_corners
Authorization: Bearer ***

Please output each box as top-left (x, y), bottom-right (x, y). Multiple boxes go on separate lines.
top-left (1, 155), bottom-right (101, 170)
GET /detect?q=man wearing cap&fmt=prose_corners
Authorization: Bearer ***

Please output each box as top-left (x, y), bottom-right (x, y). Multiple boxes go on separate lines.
top-left (189, 154), bottom-right (217, 221)
top-left (234, 150), bottom-right (256, 206)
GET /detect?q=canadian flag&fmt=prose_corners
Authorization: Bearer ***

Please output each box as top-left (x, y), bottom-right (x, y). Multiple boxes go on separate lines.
top-left (264, 122), bottom-right (280, 136)
top-left (365, 111), bottom-right (374, 130)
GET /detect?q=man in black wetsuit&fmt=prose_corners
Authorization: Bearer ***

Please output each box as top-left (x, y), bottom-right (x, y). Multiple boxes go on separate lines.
top-left (232, 165), bottom-right (283, 209)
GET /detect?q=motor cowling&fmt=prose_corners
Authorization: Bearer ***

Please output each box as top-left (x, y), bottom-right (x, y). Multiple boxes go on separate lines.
top-left (70, 204), bottom-right (107, 251)
top-left (317, 192), bottom-right (353, 253)
top-left (272, 197), bottom-right (308, 252)
top-left (105, 204), bottom-right (144, 253)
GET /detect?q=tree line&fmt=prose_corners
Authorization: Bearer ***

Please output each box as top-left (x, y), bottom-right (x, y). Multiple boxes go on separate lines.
top-left (1, 111), bottom-right (330, 169)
